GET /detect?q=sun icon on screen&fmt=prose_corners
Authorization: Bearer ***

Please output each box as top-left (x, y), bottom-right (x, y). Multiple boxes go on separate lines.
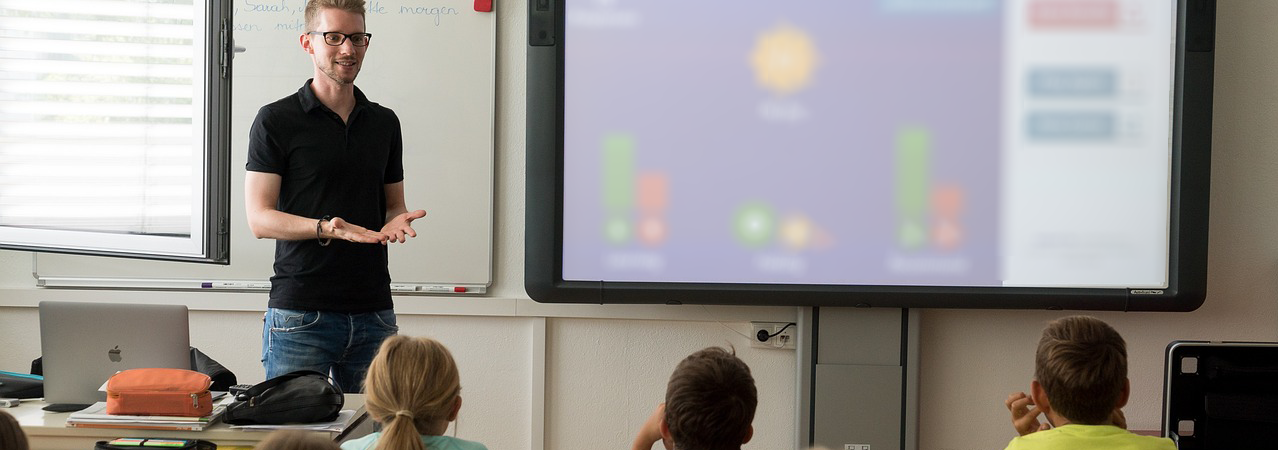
top-left (749, 22), bottom-right (820, 96)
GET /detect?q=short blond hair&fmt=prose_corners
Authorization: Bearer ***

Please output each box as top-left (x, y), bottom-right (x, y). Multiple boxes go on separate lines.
top-left (1035, 315), bottom-right (1127, 424)
top-left (304, 0), bottom-right (366, 32)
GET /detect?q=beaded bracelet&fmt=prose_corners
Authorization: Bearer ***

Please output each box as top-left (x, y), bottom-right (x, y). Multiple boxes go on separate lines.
top-left (317, 215), bottom-right (332, 246)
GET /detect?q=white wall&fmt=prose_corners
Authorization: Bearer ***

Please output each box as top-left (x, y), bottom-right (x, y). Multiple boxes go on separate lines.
top-left (3, 1), bottom-right (1276, 450)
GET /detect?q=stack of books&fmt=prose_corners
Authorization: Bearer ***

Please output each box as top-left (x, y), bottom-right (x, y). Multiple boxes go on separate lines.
top-left (65, 398), bottom-right (231, 431)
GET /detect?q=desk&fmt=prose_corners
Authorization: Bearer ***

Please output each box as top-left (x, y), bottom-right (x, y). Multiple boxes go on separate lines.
top-left (11, 394), bottom-right (371, 450)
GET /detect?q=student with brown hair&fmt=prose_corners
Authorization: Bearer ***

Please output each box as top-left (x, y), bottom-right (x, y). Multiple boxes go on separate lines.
top-left (0, 409), bottom-right (30, 450)
top-left (632, 347), bottom-right (758, 450)
top-left (256, 429), bottom-right (340, 450)
top-left (340, 335), bottom-right (486, 450)
top-left (1003, 315), bottom-right (1175, 450)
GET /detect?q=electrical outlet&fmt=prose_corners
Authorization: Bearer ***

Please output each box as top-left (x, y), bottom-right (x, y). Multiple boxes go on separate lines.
top-left (750, 321), bottom-right (796, 350)
top-left (843, 445), bottom-right (870, 450)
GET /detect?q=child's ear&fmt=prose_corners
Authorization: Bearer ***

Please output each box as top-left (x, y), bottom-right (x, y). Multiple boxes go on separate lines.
top-left (742, 425), bottom-right (754, 444)
top-left (1030, 380), bottom-right (1052, 414)
top-left (659, 416), bottom-right (675, 450)
top-left (1117, 378), bottom-right (1131, 408)
top-left (447, 395), bottom-right (462, 422)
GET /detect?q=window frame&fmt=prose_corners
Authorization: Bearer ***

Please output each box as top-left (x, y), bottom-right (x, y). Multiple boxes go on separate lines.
top-left (0, 0), bottom-right (232, 264)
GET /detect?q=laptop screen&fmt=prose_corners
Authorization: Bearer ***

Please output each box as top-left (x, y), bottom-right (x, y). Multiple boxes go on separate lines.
top-left (38, 301), bottom-right (191, 408)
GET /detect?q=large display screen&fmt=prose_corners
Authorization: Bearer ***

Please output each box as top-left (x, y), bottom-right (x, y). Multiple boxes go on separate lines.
top-left (526, 0), bottom-right (1215, 310)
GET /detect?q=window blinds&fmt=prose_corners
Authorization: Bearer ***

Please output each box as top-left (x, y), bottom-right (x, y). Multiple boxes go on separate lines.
top-left (0, 0), bottom-right (201, 237)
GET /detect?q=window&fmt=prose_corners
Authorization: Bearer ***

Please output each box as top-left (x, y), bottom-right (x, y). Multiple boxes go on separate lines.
top-left (0, 0), bottom-right (231, 262)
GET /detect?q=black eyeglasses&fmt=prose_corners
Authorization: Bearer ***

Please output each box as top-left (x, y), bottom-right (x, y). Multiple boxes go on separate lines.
top-left (307, 31), bottom-right (372, 47)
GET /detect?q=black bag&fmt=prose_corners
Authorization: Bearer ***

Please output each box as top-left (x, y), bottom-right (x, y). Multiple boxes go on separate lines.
top-left (0, 370), bottom-right (43, 399)
top-left (189, 347), bottom-right (238, 391)
top-left (222, 370), bottom-right (344, 425)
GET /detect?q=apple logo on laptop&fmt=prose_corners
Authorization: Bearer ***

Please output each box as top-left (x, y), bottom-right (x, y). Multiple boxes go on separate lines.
top-left (108, 345), bottom-right (122, 362)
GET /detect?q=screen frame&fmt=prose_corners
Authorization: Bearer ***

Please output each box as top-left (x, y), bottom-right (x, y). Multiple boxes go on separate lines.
top-left (525, 0), bottom-right (1215, 311)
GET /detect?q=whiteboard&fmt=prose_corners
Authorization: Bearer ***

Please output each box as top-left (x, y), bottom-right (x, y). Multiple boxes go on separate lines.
top-left (36, 0), bottom-right (495, 287)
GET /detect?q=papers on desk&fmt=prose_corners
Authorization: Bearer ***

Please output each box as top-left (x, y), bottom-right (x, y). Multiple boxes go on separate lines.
top-left (65, 398), bottom-right (230, 431)
top-left (226, 409), bottom-right (358, 433)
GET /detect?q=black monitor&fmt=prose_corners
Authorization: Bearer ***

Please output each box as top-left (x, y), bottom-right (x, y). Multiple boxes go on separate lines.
top-left (526, 0), bottom-right (1216, 311)
top-left (1163, 341), bottom-right (1278, 449)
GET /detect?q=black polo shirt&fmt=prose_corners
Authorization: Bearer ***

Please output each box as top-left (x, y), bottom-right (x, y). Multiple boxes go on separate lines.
top-left (246, 79), bottom-right (403, 312)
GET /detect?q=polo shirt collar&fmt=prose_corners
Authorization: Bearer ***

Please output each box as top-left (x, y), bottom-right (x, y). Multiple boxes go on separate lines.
top-left (297, 78), bottom-right (371, 114)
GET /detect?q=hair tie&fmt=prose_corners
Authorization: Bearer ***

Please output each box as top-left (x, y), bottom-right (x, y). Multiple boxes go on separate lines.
top-left (394, 410), bottom-right (414, 419)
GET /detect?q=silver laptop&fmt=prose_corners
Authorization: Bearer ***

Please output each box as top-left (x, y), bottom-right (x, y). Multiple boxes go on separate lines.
top-left (39, 301), bottom-right (191, 409)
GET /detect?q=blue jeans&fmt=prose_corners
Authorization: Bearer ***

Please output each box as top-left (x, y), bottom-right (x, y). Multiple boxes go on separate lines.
top-left (261, 307), bottom-right (398, 393)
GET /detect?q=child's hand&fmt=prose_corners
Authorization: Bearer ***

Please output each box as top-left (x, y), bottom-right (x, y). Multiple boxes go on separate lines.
top-left (1110, 408), bottom-right (1127, 430)
top-left (1005, 392), bottom-right (1050, 436)
top-left (631, 403), bottom-right (673, 450)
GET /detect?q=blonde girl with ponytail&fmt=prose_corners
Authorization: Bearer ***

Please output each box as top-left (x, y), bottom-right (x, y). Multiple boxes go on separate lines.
top-left (340, 336), bottom-right (487, 450)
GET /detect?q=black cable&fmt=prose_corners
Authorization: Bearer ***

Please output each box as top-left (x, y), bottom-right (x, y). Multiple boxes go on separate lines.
top-left (756, 322), bottom-right (797, 341)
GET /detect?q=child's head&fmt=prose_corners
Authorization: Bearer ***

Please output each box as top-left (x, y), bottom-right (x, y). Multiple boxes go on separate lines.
top-left (1034, 315), bottom-right (1128, 424)
top-left (362, 335), bottom-right (462, 450)
top-left (0, 409), bottom-right (29, 450)
top-left (664, 347), bottom-right (757, 450)
top-left (255, 429), bottom-right (340, 450)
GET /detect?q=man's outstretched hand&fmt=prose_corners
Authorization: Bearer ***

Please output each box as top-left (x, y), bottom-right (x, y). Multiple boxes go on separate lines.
top-left (382, 210), bottom-right (427, 244)
top-left (327, 216), bottom-right (389, 244)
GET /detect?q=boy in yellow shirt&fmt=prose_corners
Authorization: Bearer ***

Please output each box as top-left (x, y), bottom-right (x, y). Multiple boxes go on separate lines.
top-left (1003, 316), bottom-right (1175, 450)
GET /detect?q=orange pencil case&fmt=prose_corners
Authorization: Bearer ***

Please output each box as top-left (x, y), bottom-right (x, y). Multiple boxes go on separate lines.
top-left (105, 368), bottom-right (213, 417)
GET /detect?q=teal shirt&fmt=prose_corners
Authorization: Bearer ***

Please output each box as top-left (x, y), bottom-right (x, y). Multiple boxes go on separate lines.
top-left (1004, 424), bottom-right (1176, 450)
top-left (340, 432), bottom-right (488, 450)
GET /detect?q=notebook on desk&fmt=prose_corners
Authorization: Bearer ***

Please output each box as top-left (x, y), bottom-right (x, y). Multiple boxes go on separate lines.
top-left (65, 396), bottom-right (232, 431)
top-left (38, 301), bottom-right (191, 411)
